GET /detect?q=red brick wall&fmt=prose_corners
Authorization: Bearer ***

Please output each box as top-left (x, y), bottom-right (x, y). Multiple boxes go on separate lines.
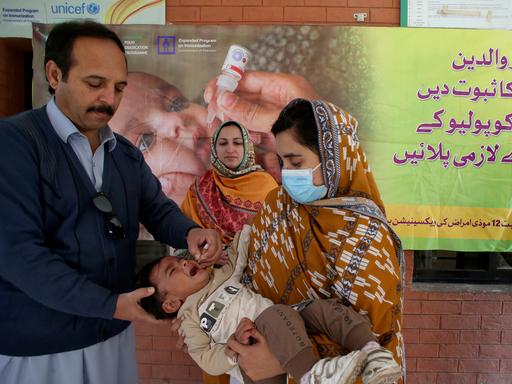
top-left (1, 1), bottom-right (512, 384)
top-left (134, 321), bottom-right (202, 383)
top-left (0, 39), bottom-right (25, 117)
top-left (403, 252), bottom-right (512, 384)
top-left (166, 0), bottom-right (400, 24)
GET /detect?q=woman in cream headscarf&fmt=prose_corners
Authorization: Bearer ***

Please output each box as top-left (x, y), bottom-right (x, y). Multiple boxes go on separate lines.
top-left (181, 120), bottom-right (278, 384)
top-left (181, 120), bottom-right (278, 245)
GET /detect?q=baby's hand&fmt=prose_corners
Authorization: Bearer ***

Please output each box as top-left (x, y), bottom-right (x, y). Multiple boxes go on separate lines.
top-left (234, 317), bottom-right (256, 345)
top-left (170, 316), bottom-right (188, 353)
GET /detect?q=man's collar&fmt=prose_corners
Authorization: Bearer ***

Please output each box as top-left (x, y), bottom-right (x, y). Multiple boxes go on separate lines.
top-left (45, 98), bottom-right (117, 151)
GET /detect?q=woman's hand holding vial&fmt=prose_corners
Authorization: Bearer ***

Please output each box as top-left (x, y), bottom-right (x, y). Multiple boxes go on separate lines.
top-left (204, 71), bottom-right (321, 134)
top-left (206, 45), bottom-right (251, 128)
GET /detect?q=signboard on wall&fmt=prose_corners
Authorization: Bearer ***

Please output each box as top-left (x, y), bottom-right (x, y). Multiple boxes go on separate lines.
top-left (0, 0), bottom-right (165, 38)
top-left (401, 0), bottom-right (511, 29)
top-left (32, 24), bottom-right (512, 252)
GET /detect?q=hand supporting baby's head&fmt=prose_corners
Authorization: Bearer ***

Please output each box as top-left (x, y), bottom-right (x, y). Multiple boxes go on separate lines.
top-left (137, 257), bottom-right (178, 319)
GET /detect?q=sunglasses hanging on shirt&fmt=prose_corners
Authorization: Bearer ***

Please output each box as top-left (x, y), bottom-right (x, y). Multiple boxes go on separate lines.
top-left (92, 192), bottom-right (126, 240)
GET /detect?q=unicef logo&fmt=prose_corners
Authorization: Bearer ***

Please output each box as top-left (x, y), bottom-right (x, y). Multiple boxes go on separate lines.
top-left (50, 2), bottom-right (101, 15)
top-left (87, 3), bottom-right (100, 15)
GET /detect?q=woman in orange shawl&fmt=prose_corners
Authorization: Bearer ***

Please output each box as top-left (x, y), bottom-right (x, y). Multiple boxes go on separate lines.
top-left (181, 121), bottom-right (278, 246)
top-left (235, 99), bottom-right (405, 383)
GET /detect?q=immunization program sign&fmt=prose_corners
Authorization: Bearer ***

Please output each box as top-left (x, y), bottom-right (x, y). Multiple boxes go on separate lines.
top-left (0, 0), bottom-right (165, 38)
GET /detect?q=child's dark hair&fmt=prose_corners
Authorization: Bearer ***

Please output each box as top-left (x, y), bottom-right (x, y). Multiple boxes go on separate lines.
top-left (136, 257), bottom-right (177, 320)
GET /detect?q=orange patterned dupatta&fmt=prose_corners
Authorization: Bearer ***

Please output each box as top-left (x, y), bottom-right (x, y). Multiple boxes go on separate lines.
top-left (181, 121), bottom-right (278, 244)
top-left (244, 100), bottom-right (405, 379)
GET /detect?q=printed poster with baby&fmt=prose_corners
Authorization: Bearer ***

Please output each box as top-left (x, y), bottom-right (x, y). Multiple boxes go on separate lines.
top-left (31, 24), bottom-right (512, 252)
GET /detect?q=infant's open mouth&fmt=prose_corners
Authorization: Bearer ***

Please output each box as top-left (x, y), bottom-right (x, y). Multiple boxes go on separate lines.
top-left (190, 265), bottom-right (199, 276)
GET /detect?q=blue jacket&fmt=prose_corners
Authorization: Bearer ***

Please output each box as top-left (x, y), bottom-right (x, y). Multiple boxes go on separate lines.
top-left (0, 107), bottom-right (198, 356)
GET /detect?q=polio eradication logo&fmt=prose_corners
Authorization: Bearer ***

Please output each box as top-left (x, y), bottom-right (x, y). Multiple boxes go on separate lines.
top-left (49, 2), bottom-right (100, 16)
top-left (157, 36), bottom-right (176, 55)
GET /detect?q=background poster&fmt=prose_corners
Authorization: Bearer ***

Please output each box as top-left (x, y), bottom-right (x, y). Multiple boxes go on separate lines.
top-left (402, 0), bottom-right (511, 29)
top-left (32, 24), bottom-right (512, 251)
top-left (1, 0), bottom-right (165, 38)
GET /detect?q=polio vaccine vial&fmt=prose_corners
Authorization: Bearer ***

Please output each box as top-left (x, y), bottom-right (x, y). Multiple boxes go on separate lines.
top-left (207, 45), bottom-right (251, 126)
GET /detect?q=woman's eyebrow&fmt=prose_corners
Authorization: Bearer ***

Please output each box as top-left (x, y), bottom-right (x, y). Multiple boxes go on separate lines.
top-left (282, 153), bottom-right (302, 159)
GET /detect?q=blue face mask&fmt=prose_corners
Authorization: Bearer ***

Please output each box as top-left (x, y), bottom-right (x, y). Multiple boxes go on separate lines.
top-left (281, 163), bottom-right (328, 204)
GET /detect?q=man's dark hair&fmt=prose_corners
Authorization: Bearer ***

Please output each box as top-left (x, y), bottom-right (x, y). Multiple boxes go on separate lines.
top-left (44, 20), bottom-right (125, 95)
top-left (271, 98), bottom-right (320, 156)
top-left (136, 257), bottom-right (177, 320)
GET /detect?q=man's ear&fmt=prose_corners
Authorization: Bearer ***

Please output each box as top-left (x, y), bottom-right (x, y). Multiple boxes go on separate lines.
top-left (162, 297), bottom-right (182, 314)
top-left (45, 60), bottom-right (62, 92)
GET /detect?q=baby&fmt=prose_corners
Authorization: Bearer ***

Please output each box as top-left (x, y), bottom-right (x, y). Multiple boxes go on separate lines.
top-left (137, 226), bottom-right (401, 384)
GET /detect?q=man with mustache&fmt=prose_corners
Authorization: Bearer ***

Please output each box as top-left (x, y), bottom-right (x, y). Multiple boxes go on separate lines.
top-left (0, 21), bottom-right (222, 384)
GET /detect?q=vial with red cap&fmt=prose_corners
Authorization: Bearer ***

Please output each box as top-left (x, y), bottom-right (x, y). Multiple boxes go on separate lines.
top-left (207, 45), bottom-right (251, 126)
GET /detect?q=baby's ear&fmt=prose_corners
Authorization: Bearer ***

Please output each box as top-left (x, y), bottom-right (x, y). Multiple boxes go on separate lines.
top-left (162, 297), bottom-right (182, 314)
